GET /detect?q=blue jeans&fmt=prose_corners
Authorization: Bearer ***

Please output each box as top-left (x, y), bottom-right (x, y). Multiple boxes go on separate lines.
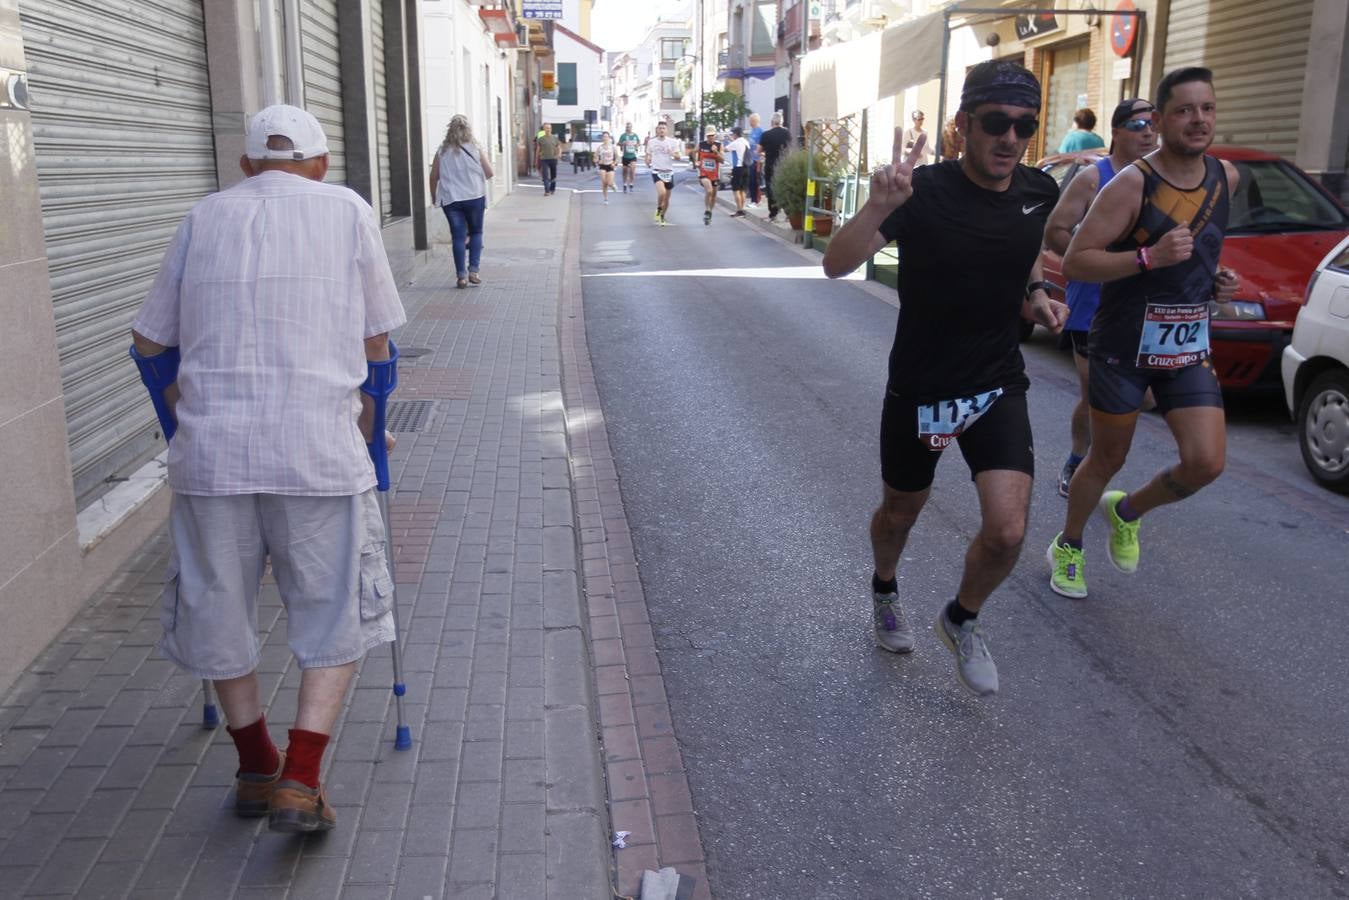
top-left (540, 158), bottom-right (558, 193)
top-left (442, 197), bottom-right (486, 277)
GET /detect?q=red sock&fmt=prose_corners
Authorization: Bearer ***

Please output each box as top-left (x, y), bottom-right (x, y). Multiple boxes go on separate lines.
top-left (226, 715), bottom-right (280, 775)
top-left (280, 728), bottom-right (330, 789)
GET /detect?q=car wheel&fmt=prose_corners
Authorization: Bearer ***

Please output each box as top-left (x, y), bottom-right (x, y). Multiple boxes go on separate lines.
top-left (1018, 320), bottom-right (1035, 342)
top-left (1297, 368), bottom-right (1349, 494)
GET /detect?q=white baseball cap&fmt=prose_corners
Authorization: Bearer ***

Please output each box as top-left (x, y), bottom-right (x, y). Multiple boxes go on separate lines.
top-left (245, 104), bottom-right (329, 160)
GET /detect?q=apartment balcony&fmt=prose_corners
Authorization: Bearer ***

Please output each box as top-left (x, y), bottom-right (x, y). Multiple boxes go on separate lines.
top-left (778, 1), bottom-right (821, 50)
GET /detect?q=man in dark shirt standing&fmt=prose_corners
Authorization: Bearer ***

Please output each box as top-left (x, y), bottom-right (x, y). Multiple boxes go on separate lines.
top-left (756, 112), bottom-right (792, 222)
top-left (823, 61), bottom-right (1066, 696)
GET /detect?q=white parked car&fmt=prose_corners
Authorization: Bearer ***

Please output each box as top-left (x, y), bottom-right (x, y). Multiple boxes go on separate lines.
top-left (1282, 235), bottom-right (1349, 493)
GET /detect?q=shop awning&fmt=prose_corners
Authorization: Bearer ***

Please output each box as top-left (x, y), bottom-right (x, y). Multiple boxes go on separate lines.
top-left (801, 11), bottom-right (946, 122)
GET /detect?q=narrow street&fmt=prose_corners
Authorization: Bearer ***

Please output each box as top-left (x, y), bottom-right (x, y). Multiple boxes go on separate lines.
top-left (579, 170), bottom-right (1349, 900)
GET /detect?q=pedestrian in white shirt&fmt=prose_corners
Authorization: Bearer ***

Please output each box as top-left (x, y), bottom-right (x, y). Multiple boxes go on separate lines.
top-left (644, 120), bottom-right (684, 225)
top-left (725, 126), bottom-right (751, 217)
top-left (130, 104), bottom-right (407, 835)
top-left (430, 114), bottom-right (494, 288)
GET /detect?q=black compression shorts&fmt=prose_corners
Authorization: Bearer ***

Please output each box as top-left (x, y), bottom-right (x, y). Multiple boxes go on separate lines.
top-left (1089, 357), bottom-right (1224, 415)
top-left (880, 388), bottom-right (1034, 493)
top-left (598, 163), bottom-right (615, 172)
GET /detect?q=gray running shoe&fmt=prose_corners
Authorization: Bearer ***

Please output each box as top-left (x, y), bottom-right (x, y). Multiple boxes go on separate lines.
top-left (872, 592), bottom-right (915, 653)
top-left (935, 609), bottom-right (999, 696)
top-left (1057, 458), bottom-right (1078, 498)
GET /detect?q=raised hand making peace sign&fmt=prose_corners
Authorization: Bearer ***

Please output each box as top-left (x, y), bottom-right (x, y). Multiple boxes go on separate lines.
top-left (869, 128), bottom-right (927, 213)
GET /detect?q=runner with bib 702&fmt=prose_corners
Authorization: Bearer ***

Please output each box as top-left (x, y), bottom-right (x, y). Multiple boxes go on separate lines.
top-left (1047, 66), bottom-right (1242, 601)
top-left (822, 60), bottom-right (1067, 697)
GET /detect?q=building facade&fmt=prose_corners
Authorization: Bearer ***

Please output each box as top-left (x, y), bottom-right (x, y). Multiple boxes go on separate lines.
top-left (541, 23), bottom-right (605, 136)
top-left (0, 0), bottom-right (427, 694)
top-left (423, 0), bottom-right (520, 211)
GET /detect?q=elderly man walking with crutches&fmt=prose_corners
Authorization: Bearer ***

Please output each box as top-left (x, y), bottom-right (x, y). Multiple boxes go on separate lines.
top-left (128, 105), bottom-right (407, 833)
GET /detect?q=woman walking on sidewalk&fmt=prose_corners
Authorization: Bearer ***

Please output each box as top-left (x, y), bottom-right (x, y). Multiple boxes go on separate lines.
top-left (431, 115), bottom-right (494, 288)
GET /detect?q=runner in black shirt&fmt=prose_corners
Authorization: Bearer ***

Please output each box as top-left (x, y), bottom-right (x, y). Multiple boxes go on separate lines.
top-left (823, 60), bottom-right (1067, 696)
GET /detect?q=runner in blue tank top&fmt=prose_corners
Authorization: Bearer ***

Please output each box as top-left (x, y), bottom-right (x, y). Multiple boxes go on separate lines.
top-left (1048, 68), bottom-right (1243, 600)
top-left (1043, 98), bottom-right (1159, 498)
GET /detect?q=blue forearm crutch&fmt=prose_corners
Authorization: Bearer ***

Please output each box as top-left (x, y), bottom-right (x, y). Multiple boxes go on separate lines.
top-left (362, 341), bottom-right (412, 750)
top-left (130, 344), bottom-right (220, 729)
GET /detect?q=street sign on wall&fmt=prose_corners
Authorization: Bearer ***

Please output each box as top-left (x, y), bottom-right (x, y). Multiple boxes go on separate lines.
top-left (522, 0), bottom-right (562, 20)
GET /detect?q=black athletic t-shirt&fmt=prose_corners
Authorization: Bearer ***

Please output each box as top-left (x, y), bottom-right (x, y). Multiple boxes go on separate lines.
top-left (758, 127), bottom-right (792, 167)
top-left (878, 160), bottom-right (1058, 402)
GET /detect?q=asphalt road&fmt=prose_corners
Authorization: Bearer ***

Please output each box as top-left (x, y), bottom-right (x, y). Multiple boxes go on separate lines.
top-left (577, 170), bottom-right (1349, 900)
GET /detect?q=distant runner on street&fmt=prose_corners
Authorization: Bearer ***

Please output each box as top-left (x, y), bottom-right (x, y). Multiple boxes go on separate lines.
top-left (645, 120), bottom-right (684, 226)
top-left (1048, 67), bottom-right (1241, 600)
top-left (822, 61), bottom-right (1066, 696)
top-left (619, 123), bottom-right (641, 193)
top-left (696, 125), bottom-right (724, 226)
top-left (1043, 98), bottom-right (1159, 497)
top-left (596, 131), bottom-right (618, 204)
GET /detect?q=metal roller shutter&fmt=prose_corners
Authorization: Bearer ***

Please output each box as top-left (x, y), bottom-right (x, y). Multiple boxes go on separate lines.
top-left (372, 0), bottom-right (393, 220)
top-left (301, 0), bottom-right (346, 184)
top-left (18, 0), bottom-right (217, 502)
top-left (1163, 0), bottom-right (1314, 159)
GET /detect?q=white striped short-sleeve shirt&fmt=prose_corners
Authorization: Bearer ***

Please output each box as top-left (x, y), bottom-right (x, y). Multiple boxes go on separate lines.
top-left (132, 170), bottom-right (408, 496)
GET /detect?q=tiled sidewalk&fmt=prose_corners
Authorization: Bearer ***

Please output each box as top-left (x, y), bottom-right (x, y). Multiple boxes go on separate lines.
top-left (0, 184), bottom-right (620, 899)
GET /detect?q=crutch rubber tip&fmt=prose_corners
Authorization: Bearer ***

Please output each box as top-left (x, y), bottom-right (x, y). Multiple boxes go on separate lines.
top-left (393, 682), bottom-right (406, 697)
top-left (394, 725), bottom-right (412, 751)
top-left (203, 704), bottom-right (220, 728)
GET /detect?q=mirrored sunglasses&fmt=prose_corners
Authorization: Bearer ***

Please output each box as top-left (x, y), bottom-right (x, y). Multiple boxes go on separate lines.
top-left (972, 111), bottom-right (1039, 139)
top-left (1122, 116), bottom-right (1157, 132)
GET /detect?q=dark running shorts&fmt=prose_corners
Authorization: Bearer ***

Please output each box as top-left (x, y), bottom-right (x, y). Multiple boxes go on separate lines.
top-left (731, 166), bottom-right (749, 190)
top-left (880, 388), bottom-right (1035, 493)
top-left (1060, 329), bottom-right (1089, 357)
top-left (622, 157), bottom-right (638, 166)
top-left (598, 163), bottom-right (615, 172)
top-left (1089, 357), bottom-right (1224, 415)
top-left (652, 173), bottom-right (674, 186)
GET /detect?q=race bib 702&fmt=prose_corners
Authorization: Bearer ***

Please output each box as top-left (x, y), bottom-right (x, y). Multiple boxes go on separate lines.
top-left (1136, 303), bottom-right (1209, 369)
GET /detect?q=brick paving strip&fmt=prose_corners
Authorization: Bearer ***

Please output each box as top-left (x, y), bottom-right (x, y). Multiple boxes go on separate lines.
top-left (557, 204), bottom-right (712, 898)
top-left (0, 188), bottom-right (618, 899)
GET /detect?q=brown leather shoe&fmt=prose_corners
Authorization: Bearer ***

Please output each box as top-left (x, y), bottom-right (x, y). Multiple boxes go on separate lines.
top-left (468, 272), bottom-right (482, 285)
top-left (268, 779), bottom-right (337, 833)
top-left (234, 752), bottom-right (284, 818)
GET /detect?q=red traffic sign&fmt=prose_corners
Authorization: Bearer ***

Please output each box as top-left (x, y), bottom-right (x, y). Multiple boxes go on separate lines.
top-left (1111, 0), bottom-right (1138, 57)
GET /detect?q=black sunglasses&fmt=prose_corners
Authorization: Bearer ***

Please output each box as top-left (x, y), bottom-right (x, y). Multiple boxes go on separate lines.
top-left (971, 111), bottom-right (1039, 139)
top-left (1121, 115), bottom-right (1156, 132)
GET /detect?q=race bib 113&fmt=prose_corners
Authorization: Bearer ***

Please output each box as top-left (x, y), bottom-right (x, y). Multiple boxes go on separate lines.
top-left (917, 388), bottom-right (1004, 451)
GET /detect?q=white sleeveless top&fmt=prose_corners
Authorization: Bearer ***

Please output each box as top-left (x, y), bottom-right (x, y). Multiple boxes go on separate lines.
top-left (436, 142), bottom-right (488, 205)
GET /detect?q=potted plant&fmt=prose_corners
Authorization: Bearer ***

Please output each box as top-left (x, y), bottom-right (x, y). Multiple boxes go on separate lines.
top-left (771, 150), bottom-right (810, 231)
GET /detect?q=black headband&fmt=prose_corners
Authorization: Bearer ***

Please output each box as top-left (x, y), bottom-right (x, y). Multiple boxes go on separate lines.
top-left (961, 61), bottom-right (1041, 112)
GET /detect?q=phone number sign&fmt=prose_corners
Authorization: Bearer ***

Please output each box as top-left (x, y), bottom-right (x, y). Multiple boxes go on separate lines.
top-left (522, 0), bottom-right (563, 19)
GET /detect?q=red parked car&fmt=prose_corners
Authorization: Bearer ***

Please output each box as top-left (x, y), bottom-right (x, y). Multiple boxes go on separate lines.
top-left (1036, 146), bottom-right (1349, 390)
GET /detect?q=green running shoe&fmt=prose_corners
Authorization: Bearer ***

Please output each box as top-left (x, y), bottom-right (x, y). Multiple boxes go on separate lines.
top-left (1099, 489), bottom-right (1140, 573)
top-left (1047, 533), bottom-right (1087, 599)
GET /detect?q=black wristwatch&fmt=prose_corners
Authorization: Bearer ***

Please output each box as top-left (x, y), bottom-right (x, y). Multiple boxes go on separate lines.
top-left (1025, 280), bottom-right (1055, 298)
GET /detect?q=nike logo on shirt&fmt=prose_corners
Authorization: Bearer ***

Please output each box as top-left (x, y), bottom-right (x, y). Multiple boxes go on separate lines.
top-left (1022, 203), bottom-right (1045, 215)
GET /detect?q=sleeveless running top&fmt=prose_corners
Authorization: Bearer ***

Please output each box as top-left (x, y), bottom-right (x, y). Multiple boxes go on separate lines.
top-left (597, 143), bottom-right (617, 165)
top-left (1091, 155), bottom-right (1229, 365)
top-left (1064, 157), bottom-right (1117, 333)
top-left (697, 141), bottom-right (721, 178)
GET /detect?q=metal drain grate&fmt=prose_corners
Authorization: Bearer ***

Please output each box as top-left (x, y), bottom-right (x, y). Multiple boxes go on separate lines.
top-left (386, 400), bottom-right (433, 433)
